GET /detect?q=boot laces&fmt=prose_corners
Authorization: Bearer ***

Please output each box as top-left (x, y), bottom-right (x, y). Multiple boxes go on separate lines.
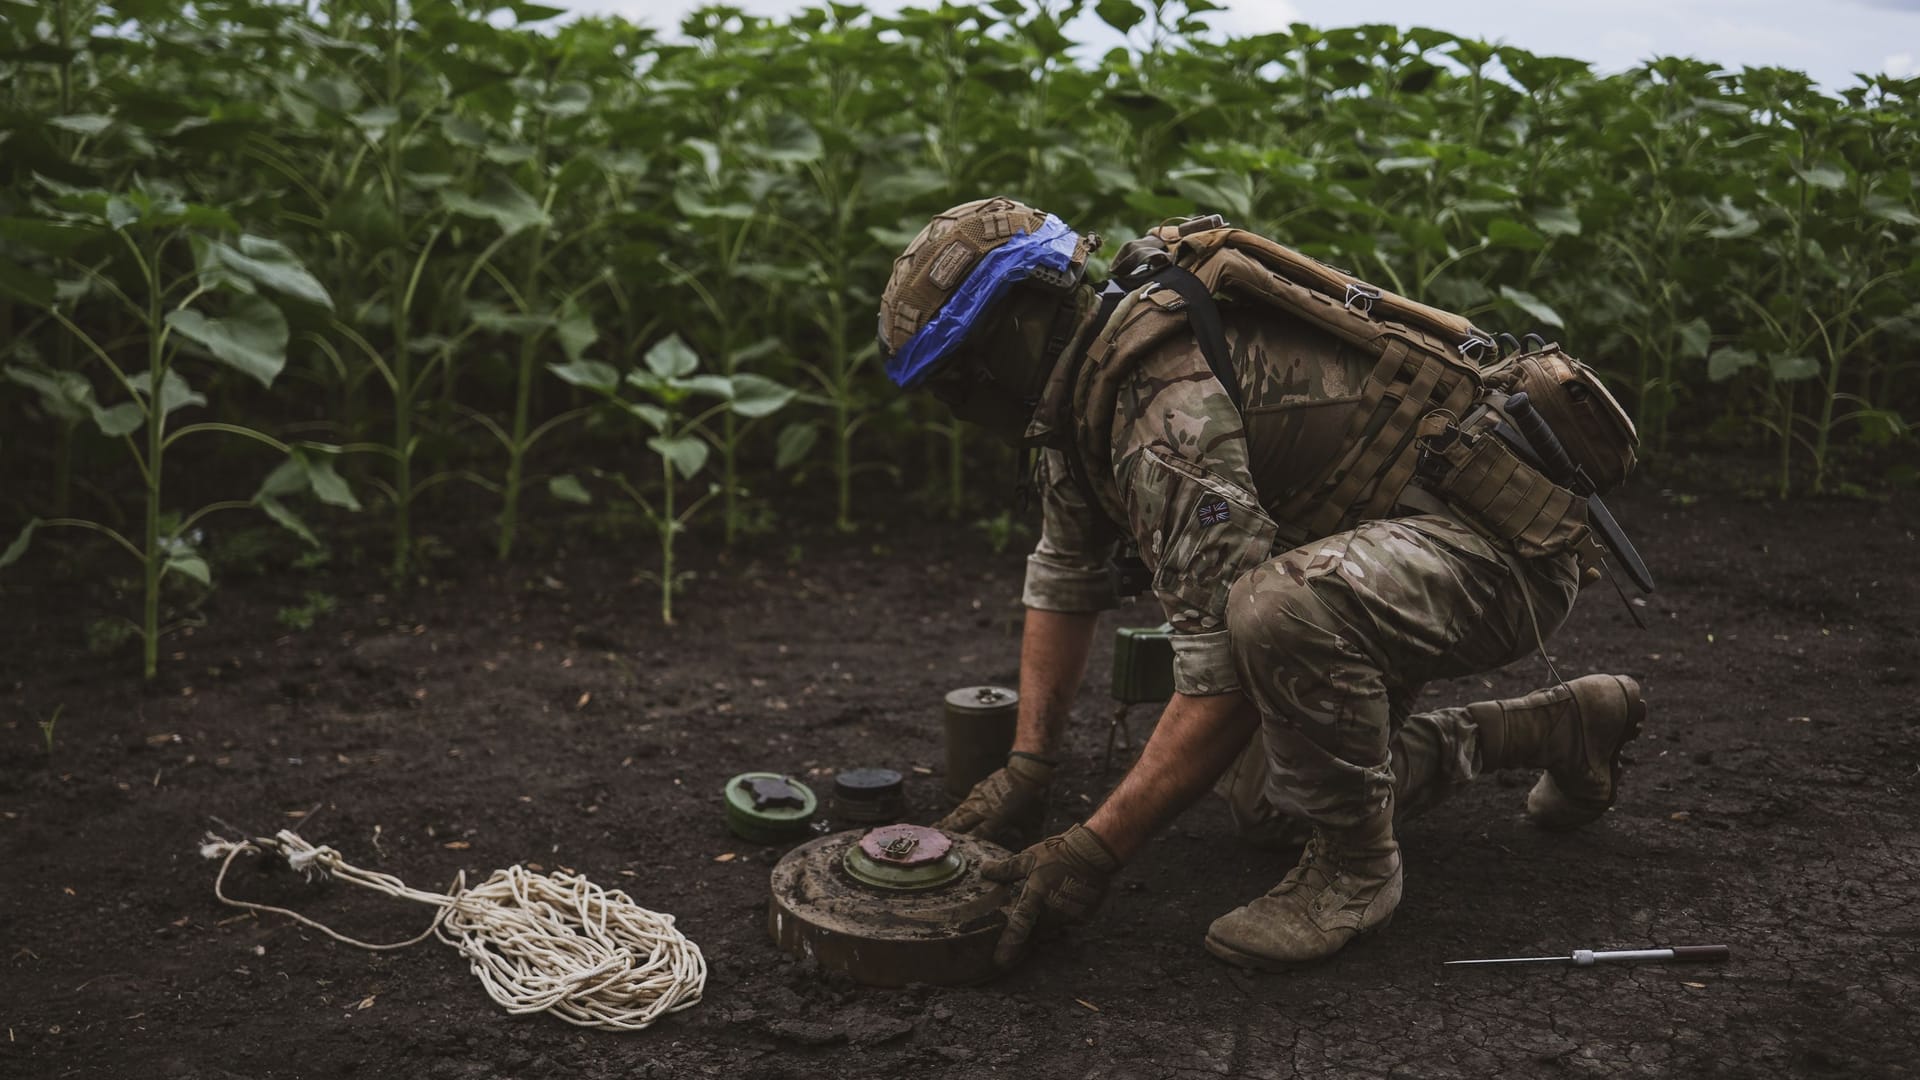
top-left (1273, 832), bottom-right (1331, 894)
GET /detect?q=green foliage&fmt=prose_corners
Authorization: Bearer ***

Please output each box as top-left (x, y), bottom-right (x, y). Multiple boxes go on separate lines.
top-left (1, 0), bottom-right (1916, 665)
top-left (0, 162), bottom-right (356, 676)
top-left (548, 333), bottom-right (795, 622)
top-left (973, 510), bottom-right (1033, 555)
top-left (38, 704), bottom-right (64, 758)
top-left (85, 617), bottom-right (136, 657)
top-left (277, 590), bottom-right (338, 631)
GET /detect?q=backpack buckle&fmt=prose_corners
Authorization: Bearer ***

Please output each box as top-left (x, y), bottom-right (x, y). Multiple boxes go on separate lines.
top-left (1457, 330), bottom-right (1495, 363)
top-left (1343, 283), bottom-right (1381, 315)
top-left (1139, 281), bottom-right (1187, 311)
top-left (1176, 213), bottom-right (1227, 236)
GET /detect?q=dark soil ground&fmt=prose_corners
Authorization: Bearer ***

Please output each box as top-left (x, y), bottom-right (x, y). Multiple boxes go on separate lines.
top-left (2, 485), bottom-right (1917, 1079)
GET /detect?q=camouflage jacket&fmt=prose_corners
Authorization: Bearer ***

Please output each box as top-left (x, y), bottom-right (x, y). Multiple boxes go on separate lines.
top-left (1022, 297), bottom-right (1374, 696)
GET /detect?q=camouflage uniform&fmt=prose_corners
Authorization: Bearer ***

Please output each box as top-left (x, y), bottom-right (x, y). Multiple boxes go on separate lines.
top-left (1024, 303), bottom-right (1583, 833)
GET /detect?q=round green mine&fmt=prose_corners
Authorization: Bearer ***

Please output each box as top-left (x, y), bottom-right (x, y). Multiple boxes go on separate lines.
top-left (724, 772), bottom-right (818, 844)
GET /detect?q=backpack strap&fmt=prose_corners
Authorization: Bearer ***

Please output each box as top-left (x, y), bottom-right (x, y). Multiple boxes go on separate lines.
top-left (1137, 264), bottom-right (1241, 412)
top-left (1108, 230), bottom-right (1242, 412)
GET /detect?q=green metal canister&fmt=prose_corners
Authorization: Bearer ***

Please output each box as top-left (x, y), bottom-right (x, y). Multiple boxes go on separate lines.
top-left (942, 686), bottom-right (1019, 800)
top-left (1103, 624), bottom-right (1176, 773)
top-left (1111, 623), bottom-right (1176, 705)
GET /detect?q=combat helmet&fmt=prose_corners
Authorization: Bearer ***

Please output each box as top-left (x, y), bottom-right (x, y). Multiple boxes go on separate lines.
top-left (878, 197), bottom-right (1099, 429)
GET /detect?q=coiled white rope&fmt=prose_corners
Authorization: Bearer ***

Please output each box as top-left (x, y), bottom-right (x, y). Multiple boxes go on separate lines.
top-left (200, 830), bottom-right (706, 1031)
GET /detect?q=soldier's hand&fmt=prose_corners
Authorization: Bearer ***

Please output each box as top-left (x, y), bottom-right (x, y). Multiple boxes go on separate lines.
top-left (933, 752), bottom-right (1054, 847)
top-left (979, 824), bottom-right (1121, 969)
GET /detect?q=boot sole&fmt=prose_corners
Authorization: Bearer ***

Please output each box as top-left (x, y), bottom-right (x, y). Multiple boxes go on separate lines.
top-left (1202, 914), bottom-right (1394, 972)
top-left (1536, 675), bottom-right (1646, 832)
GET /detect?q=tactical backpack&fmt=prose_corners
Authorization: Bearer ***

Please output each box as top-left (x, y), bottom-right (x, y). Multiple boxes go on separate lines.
top-left (1059, 216), bottom-right (1644, 578)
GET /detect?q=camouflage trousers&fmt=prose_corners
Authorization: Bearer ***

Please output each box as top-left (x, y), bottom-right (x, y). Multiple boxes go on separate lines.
top-left (1215, 513), bottom-right (1582, 836)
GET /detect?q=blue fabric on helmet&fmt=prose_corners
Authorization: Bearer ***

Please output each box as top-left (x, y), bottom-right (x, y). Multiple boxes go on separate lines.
top-left (884, 214), bottom-right (1080, 389)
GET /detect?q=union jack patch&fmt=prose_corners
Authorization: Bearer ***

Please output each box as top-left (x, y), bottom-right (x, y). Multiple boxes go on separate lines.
top-left (1197, 500), bottom-right (1231, 527)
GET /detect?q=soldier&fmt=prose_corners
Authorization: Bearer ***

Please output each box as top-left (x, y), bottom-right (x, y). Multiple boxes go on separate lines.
top-left (880, 197), bottom-right (1647, 969)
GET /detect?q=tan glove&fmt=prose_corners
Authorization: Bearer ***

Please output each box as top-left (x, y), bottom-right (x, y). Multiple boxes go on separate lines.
top-left (933, 752), bottom-right (1054, 847)
top-left (979, 824), bottom-right (1121, 969)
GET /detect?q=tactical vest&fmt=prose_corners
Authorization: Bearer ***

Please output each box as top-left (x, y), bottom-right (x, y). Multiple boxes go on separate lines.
top-left (1058, 221), bottom-right (1598, 559)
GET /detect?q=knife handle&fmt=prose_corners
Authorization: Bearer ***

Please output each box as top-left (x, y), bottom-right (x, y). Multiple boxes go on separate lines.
top-left (1670, 945), bottom-right (1730, 963)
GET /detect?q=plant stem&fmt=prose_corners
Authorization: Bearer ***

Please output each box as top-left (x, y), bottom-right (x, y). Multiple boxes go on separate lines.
top-left (498, 113), bottom-right (553, 562)
top-left (386, 0), bottom-right (411, 581)
top-left (54, 0), bottom-right (79, 518)
top-left (141, 239), bottom-right (164, 681)
top-left (1813, 369), bottom-right (1836, 496)
top-left (1656, 195), bottom-right (1682, 452)
top-left (499, 336), bottom-right (536, 561)
top-left (718, 223), bottom-right (740, 547)
top-left (721, 364), bottom-right (737, 545)
top-left (661, 466), bottom-right (676, 624)
top-left (55, 0), bottom-right (74, 119)
top-left (1811, 321), bottom-right (1858, 496)
top-left (828, 276), bottom-right (853, 531)
top-left (53, 420), bottom-right (74, 517)
top-left (1777, 382), bottom-right (1793, 500)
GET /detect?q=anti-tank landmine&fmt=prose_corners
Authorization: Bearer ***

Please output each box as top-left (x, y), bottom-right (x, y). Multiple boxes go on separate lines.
top-left (768, 824), bottom-right (1013, 986)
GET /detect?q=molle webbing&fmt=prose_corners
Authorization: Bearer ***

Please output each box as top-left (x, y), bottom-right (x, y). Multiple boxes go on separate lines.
top-left (1068, 224), bottom-right (1600, 559)
top-left (1284, 341), bottom-right (1476, 538)
top-left (1085, 226), bottom-right (1490, 541)
top-left (1424, 410), bottom-right (1591, 558)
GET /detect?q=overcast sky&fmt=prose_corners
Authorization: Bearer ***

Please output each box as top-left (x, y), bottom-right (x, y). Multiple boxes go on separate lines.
top-left (552, 0), bottom-right (1919, 89)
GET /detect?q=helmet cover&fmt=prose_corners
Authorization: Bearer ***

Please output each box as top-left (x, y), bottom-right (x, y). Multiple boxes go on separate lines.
top-left (878, 197), bottom-right (1086, 389)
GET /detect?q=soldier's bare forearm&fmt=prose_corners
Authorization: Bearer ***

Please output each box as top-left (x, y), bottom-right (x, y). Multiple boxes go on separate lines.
top-left (1086, 691), bottom-right (1259, 862)
top-left (1011, 608), bottom-right (1100, 759)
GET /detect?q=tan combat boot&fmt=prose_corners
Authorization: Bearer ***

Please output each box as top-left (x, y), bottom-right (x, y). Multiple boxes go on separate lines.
top-left (1473, 674), bottom-right (1646, 831)
top-left (1203, 807), bottom-right (1402, 970)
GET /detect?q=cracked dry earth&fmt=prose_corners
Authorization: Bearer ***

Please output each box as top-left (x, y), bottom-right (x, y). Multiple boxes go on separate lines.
top-left (2, 487), bottom-right (1916, 1079)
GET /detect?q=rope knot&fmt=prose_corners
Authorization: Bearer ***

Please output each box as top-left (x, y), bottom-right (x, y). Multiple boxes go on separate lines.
top-left (198, 832), bottom-right (244, 861)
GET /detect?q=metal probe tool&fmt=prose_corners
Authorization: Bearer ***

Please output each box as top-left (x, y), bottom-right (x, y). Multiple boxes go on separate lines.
top-left (1445, 945), bottom-right (1730, 969)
